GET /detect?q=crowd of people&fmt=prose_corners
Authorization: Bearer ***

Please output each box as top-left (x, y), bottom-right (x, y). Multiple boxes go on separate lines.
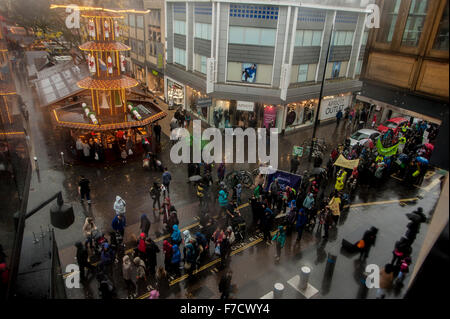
top-left (71, 109), bottom-right (438, 299)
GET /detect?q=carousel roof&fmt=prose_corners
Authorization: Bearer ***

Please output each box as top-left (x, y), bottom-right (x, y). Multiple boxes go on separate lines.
top-left (0, 82), bottom-right (16, 95)
top-left (79, 41), bottom-right (130, 52)
top-left (81, 10), bottom-right (124, 19)
top-left (77, 75), bottom-right (138, 90)
top-left (0, 41), bottom-right (8, 52)
top-left (52, 99), bottom-right (166, 131)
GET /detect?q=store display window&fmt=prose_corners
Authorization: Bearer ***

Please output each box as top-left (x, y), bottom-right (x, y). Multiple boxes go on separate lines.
top-left (167, 79), bottom-right (184, 107)
top-left (285, 99), bottom-right (317, 130)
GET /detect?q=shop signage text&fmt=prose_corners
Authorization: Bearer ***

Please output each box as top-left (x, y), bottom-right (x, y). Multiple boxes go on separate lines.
top-left (197, 98), bottom-right (212, 108)
top-left (237, 101), bottom-right (254, 112)
top-left (319, 95), bottom-right (351, 121)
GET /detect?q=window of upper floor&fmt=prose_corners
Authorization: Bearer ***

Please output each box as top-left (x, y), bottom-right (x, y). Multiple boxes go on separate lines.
top-left (433, 0), bottom-right (449, 51)
top-left (295, 30), bottom-right (322, 47)
top-left (174, 47), bottom-right (186, 66)
top-left (137, 15), bottom-right (144, 29)
top-left (332, 31), bottom-right (354, 46)
top-left (195, 23), bottom-right (211, 41)
top-left (228, 26), bottom-right (276, 46)
top-left (174, 20), bottom-right (186, 35)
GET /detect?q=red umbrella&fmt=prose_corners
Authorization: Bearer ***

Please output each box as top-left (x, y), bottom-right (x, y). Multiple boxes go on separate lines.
top-left (424, 143), bottom-right (434, 150)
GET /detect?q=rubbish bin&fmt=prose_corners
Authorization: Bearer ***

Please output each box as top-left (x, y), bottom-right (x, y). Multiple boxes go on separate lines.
top-left (300, 266), bottom-right (311, 290)
top-left (273, 283), bottom-right (284, 299)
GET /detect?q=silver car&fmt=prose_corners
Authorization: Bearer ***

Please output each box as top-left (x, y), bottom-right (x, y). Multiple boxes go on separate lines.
top-left (349, 129), bottom-right (380, 147)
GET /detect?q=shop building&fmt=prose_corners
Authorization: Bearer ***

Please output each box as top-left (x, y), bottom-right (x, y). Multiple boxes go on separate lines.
top-left (360, 0), bottom-right (449, 169)
top-left (164, 0), bottom-right (371, 132)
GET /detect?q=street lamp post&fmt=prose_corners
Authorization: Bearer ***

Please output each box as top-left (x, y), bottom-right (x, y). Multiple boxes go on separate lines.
top-left (309, 13), bottom-right (336, 162)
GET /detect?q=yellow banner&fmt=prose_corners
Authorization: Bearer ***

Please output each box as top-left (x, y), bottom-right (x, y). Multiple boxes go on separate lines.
top-left (333, 155), bottom-right (360, 169)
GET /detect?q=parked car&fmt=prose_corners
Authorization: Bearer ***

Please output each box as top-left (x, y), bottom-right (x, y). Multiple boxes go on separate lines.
top-left (349, 129), bottom-right (380, 147)
top-left (377, 117), bottom-right (409, 134)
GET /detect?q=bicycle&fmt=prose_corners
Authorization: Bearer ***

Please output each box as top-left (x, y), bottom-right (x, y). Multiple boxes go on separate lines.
top-left (225, 170), bottom-right (253, 189)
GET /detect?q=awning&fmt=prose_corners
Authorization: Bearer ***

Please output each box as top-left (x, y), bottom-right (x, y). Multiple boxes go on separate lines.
top-left (333, 155), bottom-right (360, 169)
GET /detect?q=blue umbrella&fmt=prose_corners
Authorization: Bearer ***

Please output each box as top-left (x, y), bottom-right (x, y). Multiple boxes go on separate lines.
top-left (416, 156), bottom-right (429, 164)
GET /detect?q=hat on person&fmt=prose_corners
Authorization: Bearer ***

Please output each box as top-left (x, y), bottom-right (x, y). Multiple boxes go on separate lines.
top-left (140, 233), bottom-right (146, 238)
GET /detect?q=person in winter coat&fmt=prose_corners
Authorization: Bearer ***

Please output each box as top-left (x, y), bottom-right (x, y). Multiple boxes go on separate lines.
top-left (295, 208), bottom-right (308, 242)
top-left (162, 240), bottom-right (173, 271)
top-left (234, 183), bottom-right (242, 206)
top-left (162, 168), bottom-right (172, 195)
top-left (75, 242), bottom-right (95, 282)
top-left (218, 189), bottom-right (229, 217)
top-left (136, 233), bottom-right (147, 259)
top-left (261, 205), bottom-right (274, 244)
top-left (145, 238), bottom-right (160, 276)
top-left (140, 214), bottom-right (151, 238)
top-left (195, 231), bottom-right (209, 256)
top-left (394, 257), bottom-right (412, 286)
top-left (219, 235), bottom-right (231, 269)
top-left (376, 264), bottom-right (394, 299)
top-left (111, 214), bottom-right (126, 237)
top-left (113, 195), bottom-right (126, 216)
top-left (149, 182), bottom-right (162, 213)
top-left (134, 257), bottom-right (147, 296)
top-left (217, 163), bottom-right (226, 183)
top-left (184, 240), bottom-right (197, 273)
top-left (226, 226), bottom-right (235, 246)
top-left (302, 193), bottom-right (315, 217)
top-left (171, 224), bottom-right (182, 246)
top-left (268, 179), bottom-right (280, 209)
top-left (391, 237), bottom-right (412, 266)
top-left (100, 243), bottom-right (115, 275)
top-left (156, 266), bottom-right (170, 298)
top-left (272, 226), bottom-right (286, 261)
top-left (359, 227), bottom-right (377, 260)
top-left (82, 217), bottom-right (97, 249)
top-left (285, 200), bottom-right (297, 236)
top-left (182, 229), bottom-right (192, 260)
top-left (171, 244), bottom-right (181, 276)
top-left (290, 155), bottom-right (300, 174)
top-left (327, 195), bottom-right (341, 226)
top-left (219, 270), bottom-right (233, 299)
top-left (122, 255), bottom-right (136, 298)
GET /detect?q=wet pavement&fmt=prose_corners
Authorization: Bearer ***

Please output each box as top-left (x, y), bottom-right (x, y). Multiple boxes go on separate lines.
top-left (15, 70), bottom-right (446, 299)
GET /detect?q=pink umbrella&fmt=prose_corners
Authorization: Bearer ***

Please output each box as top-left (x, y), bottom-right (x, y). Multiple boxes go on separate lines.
top-left (424, 143), bottom-right (434, 150)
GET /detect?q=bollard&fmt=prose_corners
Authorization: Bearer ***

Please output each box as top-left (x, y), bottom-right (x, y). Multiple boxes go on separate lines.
top-left (34, 157), bottom-right (39, 170)
top-left (299, 266), bottom-right (311, 290)
top-left (273, 283), bottom-right (284, 299)
top-left (60, 152), bottom-right (65, 166)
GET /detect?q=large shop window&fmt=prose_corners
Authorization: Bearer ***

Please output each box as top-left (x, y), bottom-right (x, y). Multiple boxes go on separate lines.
top-left (295, 30), bottom-right (323, 46)
top-left (174, 20), bottom-right (186, 35)
top-left (401, 0), bottom-right (429, 47)
top-left (194, 54), bottom-right (207, 74)
top-left (167, 80), bottom-right (184, 107)
top-left (174, 47), bottom-right (186, 66)
top-left (332, 31), bottom-right (354, 46)
top-left (377, 0), bottom-right (401, 43)
top-left (229, 26), bottom-right (276, 46)
top-left (285, 100), bottom-right (317, 130)
top-left (433, 0), bottom-right (449, 50)
top-left (195, 23), bottom-right (212, 40)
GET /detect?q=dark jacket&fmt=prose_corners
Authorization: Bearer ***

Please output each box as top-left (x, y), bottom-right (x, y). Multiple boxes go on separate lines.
top-left (140, 214), bottom-right (151, 235)
top-left (111, 215), bottom-right (126, 232)
top-left (145, 240), bottom-right (160, 267)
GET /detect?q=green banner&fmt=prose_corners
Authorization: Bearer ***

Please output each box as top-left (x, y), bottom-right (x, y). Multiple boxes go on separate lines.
top-left (376, 138), bottom-right (399, 157)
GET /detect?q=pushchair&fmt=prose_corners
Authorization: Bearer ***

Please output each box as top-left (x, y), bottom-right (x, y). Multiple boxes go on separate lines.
top-left (231, 215), bottom-right (246, 242)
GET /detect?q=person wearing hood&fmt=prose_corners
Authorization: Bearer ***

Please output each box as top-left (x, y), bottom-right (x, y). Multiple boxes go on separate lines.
top-left (162, 240), bottom-right (173, 271)
top-left (156, 266), bottom-right (170, 298)
top-left (261, 205), bottom-right (274, 244)
top-left (134, 256), bottom-right (147, 296)
top-left (100, 242), bottom-right (115, 275)
top-left (111, 214), bottom-right (126, 237)
top-left (303, 192), bottom-right (315, 217)
top-left (122, 255), bottom-right (136, 298)
top-left (140, 213), bottom-right (151, 237)
top-left (217, 163), bottom-right (225, 183)
top-left (295, 208), bottom-right (308, 242)
top-left (113, 195), bottom-right (126, 216)
top-left (359, 227), bottom-right (378, 260)
top-left (272, 226), bottom-right (286, 261)
top-left (327, 193), bottom-right (341, 226)
top-left (285, 200), bottom-right (297, 236)
top-left (184, 239), bottom-right (197, 274)
top-left (268, 178), bottom-right (280, 209)
top-left (182, 230), bottom-right (192, 263)
top-left (171, 224), bottom-right (182, 246)
top-left (75, 241), bottom-right (95, 282)
top-left (145, 237), bottom-right (160, 276)
top-left (226, 226), bottom-right (235, 245)
top-left (171, 244), bottom-right (181, 276)
top-left (234, 183), bottom-right (242, 206)
top-left (218, 189), bottom-right (229, 217)
top-left (136, 233), bottom-right (148, 259)
top-left (82, 217), bottom-right (97, 250)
